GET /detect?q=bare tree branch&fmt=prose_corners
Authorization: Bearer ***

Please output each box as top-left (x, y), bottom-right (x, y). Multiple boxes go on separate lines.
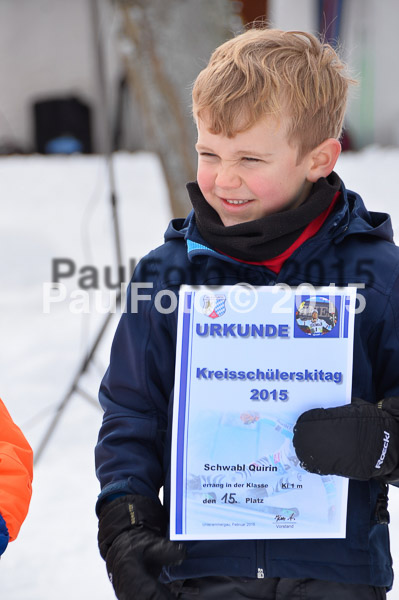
top-left (113, 0), bottom-right (241, 217)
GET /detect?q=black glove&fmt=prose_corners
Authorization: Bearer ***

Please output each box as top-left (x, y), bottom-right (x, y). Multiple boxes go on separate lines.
top-left (293, 398), bottom-right (399, 481)
top-left (98, 494), bottom-right (186, 600)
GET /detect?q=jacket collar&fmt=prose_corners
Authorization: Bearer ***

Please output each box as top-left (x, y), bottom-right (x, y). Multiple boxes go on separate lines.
top-left (164, 179), bottom-right (394, 265)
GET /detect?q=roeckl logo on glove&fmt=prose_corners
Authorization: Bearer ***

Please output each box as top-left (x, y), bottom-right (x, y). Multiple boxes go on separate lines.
top-left (375, 431), bottom-right (390, 469)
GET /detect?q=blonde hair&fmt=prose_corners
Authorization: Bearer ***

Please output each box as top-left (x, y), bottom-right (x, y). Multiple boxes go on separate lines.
top-left (192, 28), bottom-right (356, 161)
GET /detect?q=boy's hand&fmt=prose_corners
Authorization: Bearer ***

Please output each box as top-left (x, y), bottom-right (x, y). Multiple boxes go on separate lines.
top-left (292, 398), bottom-right (399, 481)
top-left (105, 527), bottom-right (185, 600)
top-left (98, 495), bottom-right (185, 600)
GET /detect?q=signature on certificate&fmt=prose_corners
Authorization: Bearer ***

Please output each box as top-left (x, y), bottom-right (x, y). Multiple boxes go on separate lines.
top-left (275, 512), bottom-right (296, 522)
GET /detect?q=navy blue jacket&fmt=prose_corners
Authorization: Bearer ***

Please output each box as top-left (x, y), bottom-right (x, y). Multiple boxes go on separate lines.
top-left (95, 181), bottom-right (399, 588)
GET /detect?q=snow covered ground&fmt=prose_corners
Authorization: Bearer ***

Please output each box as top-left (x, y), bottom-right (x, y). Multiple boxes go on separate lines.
top-left (1, 148), bottom-right (399, 598)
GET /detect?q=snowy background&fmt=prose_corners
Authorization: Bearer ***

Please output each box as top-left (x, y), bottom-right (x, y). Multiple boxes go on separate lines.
top-left (1, 148), bottom-right (399, 598)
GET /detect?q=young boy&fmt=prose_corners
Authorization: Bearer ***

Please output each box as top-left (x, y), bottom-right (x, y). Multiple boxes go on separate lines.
top-left (95, 28), bottom-right (399, 599)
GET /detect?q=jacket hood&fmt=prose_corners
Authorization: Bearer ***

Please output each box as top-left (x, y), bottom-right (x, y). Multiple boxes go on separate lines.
top-left (339, 189), bottom-right (393, 242)
top-left (164, 214), bottom-right (191, 241)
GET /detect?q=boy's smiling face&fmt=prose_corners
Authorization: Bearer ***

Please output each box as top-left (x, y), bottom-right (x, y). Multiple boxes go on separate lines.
top-left (195, 114), bottom-right (315, 227)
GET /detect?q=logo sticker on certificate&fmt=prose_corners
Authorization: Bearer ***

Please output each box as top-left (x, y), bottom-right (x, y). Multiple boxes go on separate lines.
top-left (170, 285), bottom-right (356, 540)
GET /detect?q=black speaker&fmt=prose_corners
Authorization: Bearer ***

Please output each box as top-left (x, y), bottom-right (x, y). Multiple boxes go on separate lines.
top-left (33, 96), bottom-right (92, 154)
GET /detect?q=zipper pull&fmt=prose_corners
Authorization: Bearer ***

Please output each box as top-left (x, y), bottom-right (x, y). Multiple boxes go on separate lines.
top-left (257, 568), bottom-right (265, 579)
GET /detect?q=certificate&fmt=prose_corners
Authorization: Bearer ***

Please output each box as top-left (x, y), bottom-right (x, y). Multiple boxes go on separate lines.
top-left (170, 285), bottom-right (356, 540)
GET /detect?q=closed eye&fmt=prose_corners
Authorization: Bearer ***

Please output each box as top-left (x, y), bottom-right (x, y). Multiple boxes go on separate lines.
top-left (242, 157), bottom-right (261, 163)
top-left (199, 152), bottom-right (218, 158)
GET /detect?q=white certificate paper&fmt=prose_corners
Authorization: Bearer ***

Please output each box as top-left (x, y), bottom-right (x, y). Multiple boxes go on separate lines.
top-left (170, 285), bottom-right (356, 540)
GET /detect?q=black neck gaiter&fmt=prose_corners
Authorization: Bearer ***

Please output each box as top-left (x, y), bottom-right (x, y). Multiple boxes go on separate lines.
top-left (187, 171), bottom-right (341, 262)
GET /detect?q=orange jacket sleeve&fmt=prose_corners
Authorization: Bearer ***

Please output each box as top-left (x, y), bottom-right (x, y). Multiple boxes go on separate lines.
top-left (0, 398), bottom-right (33, 541)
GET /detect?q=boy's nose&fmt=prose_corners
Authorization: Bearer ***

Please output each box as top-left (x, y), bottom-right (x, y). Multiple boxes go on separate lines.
top-left (215, 164), bottom-right (241, 189)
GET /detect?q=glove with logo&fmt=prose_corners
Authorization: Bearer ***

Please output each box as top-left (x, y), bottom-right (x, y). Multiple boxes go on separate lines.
top-left (293, 398), bottom-right (399, 482)
top-left (98, 494), bottom-right (186, 600)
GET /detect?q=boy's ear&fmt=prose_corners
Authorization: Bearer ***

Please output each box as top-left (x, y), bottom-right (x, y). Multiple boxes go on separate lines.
top-left (306, 138), bottom-right (341, 182)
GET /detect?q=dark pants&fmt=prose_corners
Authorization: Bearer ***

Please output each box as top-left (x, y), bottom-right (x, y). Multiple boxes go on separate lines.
top-left (167, 576), bottom-right (387, 599)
